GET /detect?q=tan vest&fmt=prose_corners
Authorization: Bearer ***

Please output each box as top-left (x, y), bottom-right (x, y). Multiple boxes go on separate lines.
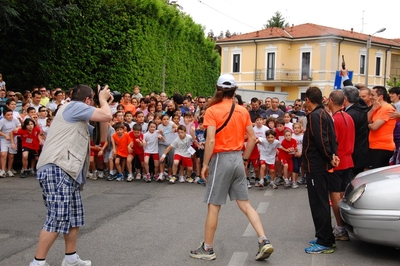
top-left (37, 102), bottom-right (90, 180)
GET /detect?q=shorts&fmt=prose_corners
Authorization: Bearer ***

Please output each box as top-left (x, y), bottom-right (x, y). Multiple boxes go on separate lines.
top-left (174, 154), bottom-right (192, 167)
top-left (259, 160), bottom-right (275, 170)
top-left (144, 153), bottom-right (159, 160)
top-left (0, 138), bottom-right (17, 154)
top-left (90, 141), bottom-right (105, 162)
top-left (21, 147), bottom-right (40, 158)
top-left (38, 165), bottom-right (84, 234)
top-left (103, 149), bottom-right (113, 163)
top-left (158, 145), bottom-right (174, 165)
top-left (248, 158), bottom-right (259, 168)
top-left (328, 169), bottom-right (354, 192)
top-left (195, 147), bottom-right (204, 159)
top-left (115, 154), bottom-right (127, 160)
top-left (280, 158), bottom-right (293, 172)
top-left (204, 151), bottom-right (248, 205)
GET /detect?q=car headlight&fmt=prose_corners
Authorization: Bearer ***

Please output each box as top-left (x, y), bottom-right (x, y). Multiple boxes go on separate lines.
top-left (348, 184), bottom-right (366, 205)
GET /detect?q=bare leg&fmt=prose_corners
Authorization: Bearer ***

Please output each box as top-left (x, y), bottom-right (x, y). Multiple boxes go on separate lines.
top-left (236, 200), bottom-right (265, 237)
top-left (34, 230), bottom-right (59, 259)
top-left (329, 192), bottom-right (344, 226)
top-left (64, 227), bottom-right (79, 254)
top-left (204, 204), bottom-right (221, 246)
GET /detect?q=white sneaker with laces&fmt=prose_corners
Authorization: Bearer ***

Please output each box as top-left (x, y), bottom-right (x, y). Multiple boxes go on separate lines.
top-left (0, 170), bottom-right (5, 178)
top-left (179, 176), bottom-right (186, 183)
top-left (158, 172), bottom-right (164, 181)
top-left (61, 255), bottom-right (91, 266)
top-left (127, 173), bottom-right (133, 182)
top-left (97, 171), bottom-right (104, 178)
top-left (6, 170), bottom-right (14, 177)
top-left (29, 261), bottom-right (49, 266)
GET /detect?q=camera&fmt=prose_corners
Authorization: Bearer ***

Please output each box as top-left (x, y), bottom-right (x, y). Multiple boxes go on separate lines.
top-left (93, 85), bottom-right (121, 106)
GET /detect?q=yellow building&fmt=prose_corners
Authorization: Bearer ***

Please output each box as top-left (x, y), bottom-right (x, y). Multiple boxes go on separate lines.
top-left (217, 23), bottom-right (400, 102)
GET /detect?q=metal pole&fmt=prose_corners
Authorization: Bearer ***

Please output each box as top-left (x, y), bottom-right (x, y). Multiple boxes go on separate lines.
top-left (365, 35), bottom-right (371, 88)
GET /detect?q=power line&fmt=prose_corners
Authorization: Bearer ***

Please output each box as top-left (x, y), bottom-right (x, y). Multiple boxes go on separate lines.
top-left (197, 0), bottom-right (258, 31)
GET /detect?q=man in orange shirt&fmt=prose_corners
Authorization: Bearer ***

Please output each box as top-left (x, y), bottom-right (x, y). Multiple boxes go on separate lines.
top-left (120, 92), bottom-right (136, 114)
top-left (189, 74), bottom-right (274, 261)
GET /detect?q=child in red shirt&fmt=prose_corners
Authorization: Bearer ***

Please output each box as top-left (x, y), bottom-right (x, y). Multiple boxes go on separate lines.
top-left (127, 123), bottom-right (146, 181)
top-left (10, 118), bottom-right (41, 177)
top-left (279, 129), bottom-right (297, 188)
top-left (111, 122), bottom-right (132, 181)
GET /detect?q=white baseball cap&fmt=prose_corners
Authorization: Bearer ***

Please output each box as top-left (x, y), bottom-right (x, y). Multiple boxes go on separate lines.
top-left (217, 74), bottom-right (236, 89)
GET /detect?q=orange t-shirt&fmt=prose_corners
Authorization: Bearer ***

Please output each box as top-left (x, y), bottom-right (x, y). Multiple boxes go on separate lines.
top-left (369, 103), bottom-right (396, 151)
top-left (120, 102), bottom-right (136, 115)
top-left (204, 99), bottom-right (250, 154)
top-left (112, 132), bottom-right (132, 157)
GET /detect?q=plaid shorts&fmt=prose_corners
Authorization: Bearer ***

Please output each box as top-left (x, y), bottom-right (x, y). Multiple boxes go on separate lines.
top-left (38, 165), bottom-right (84, 234)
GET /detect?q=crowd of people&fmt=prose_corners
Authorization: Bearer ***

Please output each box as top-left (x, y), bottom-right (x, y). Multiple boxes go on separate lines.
top-left (1, 70), bottom-right (400, 264)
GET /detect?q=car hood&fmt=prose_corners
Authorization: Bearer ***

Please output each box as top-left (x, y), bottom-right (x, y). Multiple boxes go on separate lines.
top-left (350, 165), bottom-right (400, 210)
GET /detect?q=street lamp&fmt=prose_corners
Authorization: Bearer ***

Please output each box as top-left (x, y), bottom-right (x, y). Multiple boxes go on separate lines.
top-left (365, 27), bottom-right (386, 88)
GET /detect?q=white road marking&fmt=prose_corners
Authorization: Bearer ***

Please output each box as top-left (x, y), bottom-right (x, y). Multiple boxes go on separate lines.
top-left (256, 202), bottom-right (269, 213)
top-left (264, 190), bottom-right (273, 196)
top-left (228, 252), bottom-right (248, 266)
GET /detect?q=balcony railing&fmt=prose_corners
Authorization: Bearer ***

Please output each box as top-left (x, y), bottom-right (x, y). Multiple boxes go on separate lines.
top-left (254, 68), bottom-right (313, 81)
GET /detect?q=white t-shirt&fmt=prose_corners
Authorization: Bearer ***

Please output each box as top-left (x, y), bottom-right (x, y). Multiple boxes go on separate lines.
top-left (292, 133), bottom-right (304, 152)
top-left (158, 121), bottom-right (176, 146)
top-left (258, 138), bottom-right (281, 164)
top-left (0, 117), bottom-right (20, 139)
top-left (170, 134), bottom-right (193, 157)
top-left (285, 122), bottom-right (293, 130)
top-left (144, 131), bottom-right (160, 154)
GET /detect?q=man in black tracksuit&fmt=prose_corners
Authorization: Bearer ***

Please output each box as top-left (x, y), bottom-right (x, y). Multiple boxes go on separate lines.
top-left (302, 87), bottom-right (339, 253)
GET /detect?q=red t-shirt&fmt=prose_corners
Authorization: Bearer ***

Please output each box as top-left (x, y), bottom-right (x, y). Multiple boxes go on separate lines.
top-left (279, 138), bottom-right (297, 160)
top-left (128, 131), bottom-right (144, 155)
top-left (14, 126), bottom-right (41, 151)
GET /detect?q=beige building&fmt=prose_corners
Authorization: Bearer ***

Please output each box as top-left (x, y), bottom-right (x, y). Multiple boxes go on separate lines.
top-left (217, 23), bottom-right (400, 102)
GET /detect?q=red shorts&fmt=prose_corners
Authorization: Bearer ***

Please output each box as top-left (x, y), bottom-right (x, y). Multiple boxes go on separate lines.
top-left (259, 160), bottom-right (275, 170)
top-left (280, 158), bottom-right (293, 172)
top-left (144, 153), bottom-right (159, 161)
top-left (174, 154), bottom-right (193, 167)
top-left (90, 141), bottom-right (105, 162)
top-left (248, 158), bottom-right (259, 168)
top-left (134, 153), bottom-right (144, 163)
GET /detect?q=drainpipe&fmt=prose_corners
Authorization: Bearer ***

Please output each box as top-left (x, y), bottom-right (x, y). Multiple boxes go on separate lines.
top-left (254, 39), bottom-right (258, 90)
top-left (384, 46), bottom-right (392, 87)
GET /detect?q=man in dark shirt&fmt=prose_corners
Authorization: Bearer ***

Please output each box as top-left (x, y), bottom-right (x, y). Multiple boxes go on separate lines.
top-left (249, 97), bottom-right (267, 123)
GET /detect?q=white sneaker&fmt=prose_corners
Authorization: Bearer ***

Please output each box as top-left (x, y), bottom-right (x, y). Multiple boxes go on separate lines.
top-left (179, 176), bottom-right (186, 183)
top-left (97, 171), bottom-right (104, 179)
top-left (30, 261), bottom-right (50, 266)
top-left (169, 175), bottom-right (177, 184)
top-left (194, 176), bottom-right (200, 183)
top-left (6, 170), bottom-right (14, 177)
top-left (127, 173), bottom-right (133, 182)
top-left (157, 172), bottom-right (164, 181)
top-left (291, 182), bottom-right (299, 189)
top-left (61, 255), bottom-right (91, 266)
top-left (11, 169), bottom-right (17, 174)
top-left (87, 172), bottom-right (93, 179)
top-left (135, 173), bottom-right (142, 180)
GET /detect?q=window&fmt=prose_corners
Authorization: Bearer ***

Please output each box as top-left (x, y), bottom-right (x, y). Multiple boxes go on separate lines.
top-left (301, 52), bottom-right (311, 80)
top-left (233, 54), bottom-right (240, 73)
top-left (267, 53), bottom-right (275, 80)
top-left (375, 57), bottom-right (381, 76)
top-left (360, 55), bottom-right (365, 74)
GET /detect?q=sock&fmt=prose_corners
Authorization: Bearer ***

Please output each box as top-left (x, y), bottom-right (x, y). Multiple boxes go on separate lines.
top-left (258, 236), bottom-right (267, 243)
top-left (204, 242), bottom-right (212, 250)
top-left (65, 252), bottom-right (78, 263)
top-left (31, 257), bottom-right (45, 266)
top-left (336, 225), bottom-right (346, 232)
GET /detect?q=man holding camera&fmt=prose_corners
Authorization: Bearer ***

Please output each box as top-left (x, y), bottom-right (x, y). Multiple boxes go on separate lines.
top-left (30, 85), bottom-right (112, 266)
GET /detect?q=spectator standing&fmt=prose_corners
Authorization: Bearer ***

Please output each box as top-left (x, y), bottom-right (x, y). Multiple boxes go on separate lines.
top-left (367, 86), bottom-right (396, 168)
top-left (302, 86), bottom-right (339, 254)
top-left (327, 90), bottom-right (355, 242)
top-left (265, 97), bottom-right (284, 118)
top-left (342, 86), bottom-right (369, 175)
top-left (39, 87), bottom-right (50, 107)
top-left (249, 97), bottom-right (267, 123)
top-left (189, 74), bottom-right (274, 261)
top-left (389, 87), bottom-right (400, 164)
top-left (31, 91), bottom-right (42, 112)
top-left (131, 85), bottom-right (143, 100)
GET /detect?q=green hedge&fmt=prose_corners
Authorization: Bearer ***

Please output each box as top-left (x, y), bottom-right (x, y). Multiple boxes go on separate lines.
top-left (0, 0), bottom-right (220, 96)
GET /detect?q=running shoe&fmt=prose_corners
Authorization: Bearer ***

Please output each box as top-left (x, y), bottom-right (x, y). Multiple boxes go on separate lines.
top-left (189, 242), bottom-right (216, 261)
top-left (255, 239), bottom-right (274, 261)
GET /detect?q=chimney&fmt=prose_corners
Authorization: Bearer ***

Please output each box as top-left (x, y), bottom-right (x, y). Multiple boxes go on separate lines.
top-left (291, 24), bottom-right (294, 31)
top-left (351, 28), bottom-right (353, 33)
top-left (256, 31), bottom-right (259, 37)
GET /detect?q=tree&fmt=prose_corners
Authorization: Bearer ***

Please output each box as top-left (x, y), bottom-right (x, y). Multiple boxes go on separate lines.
top-left (387, 75), bottom-right (400, 88)
top-left (263, 11), bottom-right (289, 29)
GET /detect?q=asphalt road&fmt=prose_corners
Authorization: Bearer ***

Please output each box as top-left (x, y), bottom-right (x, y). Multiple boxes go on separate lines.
top-left (0, 175), bottom-right (399, 266)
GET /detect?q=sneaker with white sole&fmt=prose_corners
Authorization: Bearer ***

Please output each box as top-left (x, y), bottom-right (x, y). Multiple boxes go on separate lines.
top-left (97, 171), bottom-right (104, 179)
top-left (157, 172), bottom-right (164, 181)
top-left (255, 239), bottom-right (274, 261)
top-left (169, 175), bottom-right (177, 184)
top-left (305, 243), bottom-right (334, 254)
top-left (145, 173), bottom-right (152, 182)
top-left (127, 173), bottom-right (133, 182)
top-left (190, 242), bottom-right (216, 260)
top-left (291, 182), bottom-right (299, 189)
top-left (61, 255), bottom-right (91, 266)
top-left (256, 179), bottom-right (264, 187)
top-left (179, 176), bottom-right (185, 183)
top-left (247, 179), bottom-right (252, 188)
top-left (135, 173), bottom-right (142, 180)
top-left (194, 176), bottom-right (200, 183)
top-left (269, 182), bottom-right (278, 189)
top-left (6, 170), bottom-right (14, 177)
top-left (186, 177), bottom-right (194, 183)
top-left (333, 227), bottom-right (350, 241)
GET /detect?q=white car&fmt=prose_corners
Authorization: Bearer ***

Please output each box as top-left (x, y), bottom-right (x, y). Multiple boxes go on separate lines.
top-left (338, 165), bottom-right (400, 248)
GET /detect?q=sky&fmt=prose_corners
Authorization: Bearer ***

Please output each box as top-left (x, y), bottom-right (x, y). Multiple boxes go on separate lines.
top-left (177, 0), bottom-right (398, 39)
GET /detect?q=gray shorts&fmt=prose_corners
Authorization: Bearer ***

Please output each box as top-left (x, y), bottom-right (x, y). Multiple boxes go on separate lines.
top-left (158, 144), bottom-right (174, 167)
top-left (204, 151), bottom-right (248, 205)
